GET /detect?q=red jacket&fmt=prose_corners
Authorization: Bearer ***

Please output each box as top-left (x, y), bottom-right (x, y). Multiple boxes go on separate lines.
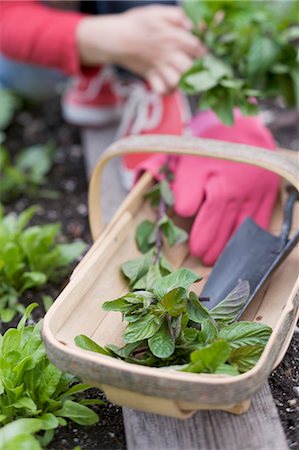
top-left (0, 0), bottom-right (85, 75)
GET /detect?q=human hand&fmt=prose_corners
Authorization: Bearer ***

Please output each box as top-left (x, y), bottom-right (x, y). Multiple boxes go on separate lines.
top-left (76, 5), bottom-right (204, 94)
top-left (136, 112), bottom-right (281, 265)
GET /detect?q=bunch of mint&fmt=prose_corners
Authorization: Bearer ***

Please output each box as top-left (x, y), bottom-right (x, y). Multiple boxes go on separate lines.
top-left (181, 0), bottom-right (299, 124)
top-left (76, 177), bottom-right (272, 376)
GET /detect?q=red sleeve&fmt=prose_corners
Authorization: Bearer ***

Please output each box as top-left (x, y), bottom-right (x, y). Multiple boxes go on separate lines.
top-left (0, 0), bottom-right (88, 76)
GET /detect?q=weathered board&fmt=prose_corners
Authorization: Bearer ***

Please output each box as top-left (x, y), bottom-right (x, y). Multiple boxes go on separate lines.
top-left (123, 383), bottom-right (287, 450)
top-left (81, 127), bottom-right (289, 450)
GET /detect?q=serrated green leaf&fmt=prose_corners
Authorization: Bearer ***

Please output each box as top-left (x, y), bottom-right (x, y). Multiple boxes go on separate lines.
top-left (211, 280), bottom-right (250, 325)
top-left (214, 363), bottom-right (240, 376)
top-left (159, 256), bottom-right (174, 275)
top-left (200, 318), bottom-right (219, 342)
top-left (121, 251), bottom-right (152, 286)
top-left (247, 37), bottom-right (280, 77)
top-left (153, 268), bottom-right (201, 300)
top-left (229, 345), bottom-right (265, 373)
top-left (182, 340), bottom-right (231, 373)
top-left (187, 291), bottom-right (211, 323)
top-left (219, 322), bottom-right (272, 349)
top-left (161, 287), bottom-right (187, 317)
top-left (159, 215), bottom-right (188, 247)
top-left (135, 220), bottom-right (156, 253)
top-left (148, 320), bottom-right (175, 358)
top-left (144, 264), bottom-right (162, 290)
top-left (124, 313), bottom-right (163, 343)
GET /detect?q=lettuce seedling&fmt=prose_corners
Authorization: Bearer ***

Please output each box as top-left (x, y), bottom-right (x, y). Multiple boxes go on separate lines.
top-left (0, 142), bottom-right (57, 203)
top-left (0, 205), bottom-right (86, 322)
top-left (0, 304), bottom-right (101, 449)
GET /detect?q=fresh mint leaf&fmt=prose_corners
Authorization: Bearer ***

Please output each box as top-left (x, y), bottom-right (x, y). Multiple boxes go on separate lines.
top-left (219, 321), bottom-right (272, 349)
top-left (182, 1), bottom-right (299, 122)
top-left (247, 37), bottom-right (280, 77)
top-left (200, 318), bottom-right (219, 343)
top-left (160, 180), bottom-right (174, 206)
top-left (135, 220), bottom-right (156, 253)
top-left (210, 280), bottom-right (250, 325)
top-left (159, 215), bottom-right (188, 247)
top-left (121, 251), bottom-right (152, 287)
top-left (144, 184), bottom-right (162, 207)
top-left (124, 313), bottom-right (163, 343)
top-left (74, 335), bottom-right (112, 356)
top-left (106, 341), bottom-right (144, 359)
top-left (159, 256), bottom-right (174, 275)
top-left (187, 291), bottom-right (211, 324)
top-left (148, 320), bottom-right (175, 358)
top-left (229, 345), bottom-right (265, 373)
top-left (143, 264), bottom-right (162, 291)
top-left (161, 287), bottom-right (187, 317)
top-left (182, 340), bottom-right (231, 373)
top-left (215, 363), bottom-right (240, 376)
top-left (153, 268), bottom-right (201, 300)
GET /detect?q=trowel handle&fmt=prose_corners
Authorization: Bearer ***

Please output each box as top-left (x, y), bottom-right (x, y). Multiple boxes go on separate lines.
top-left (279, 186), bottom-right (299, 246)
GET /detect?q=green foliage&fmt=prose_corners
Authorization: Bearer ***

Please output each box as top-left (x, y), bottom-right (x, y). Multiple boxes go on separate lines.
top-left (0, 88), bottom-right (20, 132)
top-left (0, 206), bottom-right (86, 322)
top-left (0, 304), bottom-right (101, 449)
top-left (77, 277), bottom-right (271, 372)
top-left (181, 0), bottom-right (299, 124)
top-left (0, 142), bottom-right (57, 203)
top-left (76, 175), bottom-right (272, 376)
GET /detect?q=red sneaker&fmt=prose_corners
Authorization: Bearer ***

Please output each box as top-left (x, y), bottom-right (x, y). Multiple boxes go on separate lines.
top-left (62, 67), bottom-right (124, 127)
top-left (117, 83), bottom-right (190, 189)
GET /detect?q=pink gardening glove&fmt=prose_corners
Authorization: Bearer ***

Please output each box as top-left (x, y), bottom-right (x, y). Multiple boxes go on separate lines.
top-left (136, 110), bottom-right (281, 266)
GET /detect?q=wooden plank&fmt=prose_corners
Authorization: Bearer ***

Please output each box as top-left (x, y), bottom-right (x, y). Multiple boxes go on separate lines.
top-left (81, 126), bottom-right (127, 223)
top-left (81, 128), bottom-right (289, 450)
top-left (123, 383), bottom-right (288, 450)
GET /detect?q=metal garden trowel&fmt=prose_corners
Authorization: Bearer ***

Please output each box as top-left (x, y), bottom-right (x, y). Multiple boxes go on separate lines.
top-left (201, 187), bottom-right (299, 318)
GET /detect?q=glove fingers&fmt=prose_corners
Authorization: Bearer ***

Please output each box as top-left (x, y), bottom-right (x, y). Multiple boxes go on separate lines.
top-left (233, 198), bottom-right (263, 231)
top-left (199, 202), bottom-right (239, 266)
top-left (173, 157), bottom-right (207, 217)
top-left (252, 190), bottom-right (280, 229)
top-left (189, 177), bottom-right (237, 265)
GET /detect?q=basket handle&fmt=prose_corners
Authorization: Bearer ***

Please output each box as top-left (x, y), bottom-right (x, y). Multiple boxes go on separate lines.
top-left (88, 134), bottom-right (299, 240)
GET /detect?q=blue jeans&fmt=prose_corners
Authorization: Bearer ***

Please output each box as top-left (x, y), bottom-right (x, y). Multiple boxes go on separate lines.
top-left (0, 0), bottom-right (176, 99)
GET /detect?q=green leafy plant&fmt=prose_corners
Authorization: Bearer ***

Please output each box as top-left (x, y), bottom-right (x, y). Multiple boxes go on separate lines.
top-left (0, 205), bottom-right (86, 322)
top-left (0, 88), bottom-right (20, 137)
top-left (0, 304), bottom-right (101, 450)
top-left (77, 278), bottom-right (271, 374)
top-left (181, 0), bottom-right (299, 124)
top-left (0, 142), bottom-right (57, 203)
top-left (76, 175), bottom-right (272, 375)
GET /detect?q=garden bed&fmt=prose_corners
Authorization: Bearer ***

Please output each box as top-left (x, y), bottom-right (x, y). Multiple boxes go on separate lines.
top-left (2, 97), bottom-right (298, 449)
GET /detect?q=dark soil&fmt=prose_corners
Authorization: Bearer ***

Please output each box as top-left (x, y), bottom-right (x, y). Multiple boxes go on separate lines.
top-left (2, 96), bottom-right (299, 449)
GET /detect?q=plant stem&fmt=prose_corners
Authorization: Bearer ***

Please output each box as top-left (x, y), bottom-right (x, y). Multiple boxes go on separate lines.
top-left (154, 199), bottom-right (166, 264)
top-left (153, 155), bottom-right (174, 265)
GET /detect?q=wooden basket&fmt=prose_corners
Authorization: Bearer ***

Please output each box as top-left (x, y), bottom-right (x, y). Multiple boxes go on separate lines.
top-left (43, 135), bottom-right (299, 419)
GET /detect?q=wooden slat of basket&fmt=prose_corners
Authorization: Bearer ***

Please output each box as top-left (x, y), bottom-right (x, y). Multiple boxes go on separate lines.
top-left (81, 128), bottom-right (290, 450)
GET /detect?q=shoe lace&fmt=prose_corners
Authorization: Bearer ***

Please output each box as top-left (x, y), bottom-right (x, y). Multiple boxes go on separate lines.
top-left (78, 66), bottom-right (116, 101)
top-left (116, 83), bottom-right (163, 138)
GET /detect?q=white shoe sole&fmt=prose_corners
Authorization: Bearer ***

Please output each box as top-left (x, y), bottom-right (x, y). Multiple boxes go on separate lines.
top-left (62, 103), bottom-right (123, 127)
